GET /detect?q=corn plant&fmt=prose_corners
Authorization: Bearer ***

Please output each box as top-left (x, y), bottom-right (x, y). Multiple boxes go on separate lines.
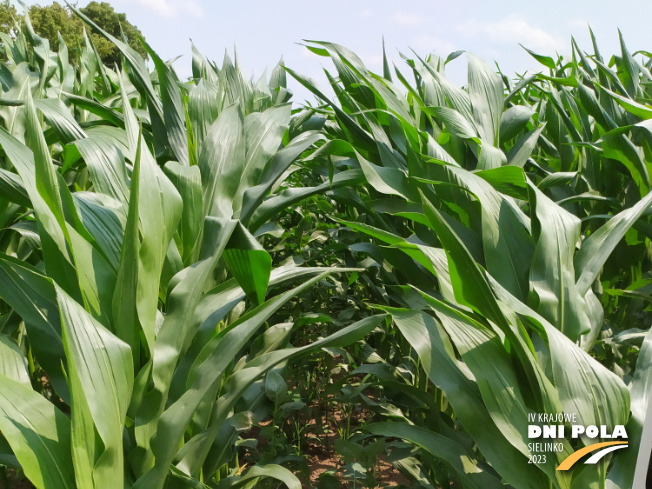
top-left (290, 39), bottom-right (652, 488)
top-left (0, 3), bottom-right (651, 488)
top-left (0, 8), bottom-right (377, 489)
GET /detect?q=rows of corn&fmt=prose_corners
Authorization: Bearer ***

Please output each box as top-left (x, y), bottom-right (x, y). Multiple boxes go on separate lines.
top-left (0, 5), bottom-right (650, 489)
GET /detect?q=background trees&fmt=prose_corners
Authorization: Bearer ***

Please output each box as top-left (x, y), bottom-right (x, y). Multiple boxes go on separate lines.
top-left (0, 1), bottom-right (146, 64)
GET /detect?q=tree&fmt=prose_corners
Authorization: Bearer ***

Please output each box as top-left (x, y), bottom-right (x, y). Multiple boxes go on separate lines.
top-left (78, 1), bottom-right (147, 66)
top-left (0, 1), bottom-right (146, 65)
top-left (28, 2), bottom-right (83, 53)
top-left (0, 1), bottom-right (16, 37)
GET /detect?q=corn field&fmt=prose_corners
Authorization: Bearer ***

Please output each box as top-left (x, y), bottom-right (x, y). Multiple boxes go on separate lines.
top-left (0, 5), bottom-right (650, 489)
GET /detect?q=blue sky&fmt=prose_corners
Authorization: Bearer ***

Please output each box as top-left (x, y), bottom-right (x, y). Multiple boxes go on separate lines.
top-left (19, 1), bottom-right (652, 102)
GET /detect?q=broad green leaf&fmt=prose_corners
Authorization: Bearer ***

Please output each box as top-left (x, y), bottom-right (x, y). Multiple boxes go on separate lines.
top-left (70, 5), bottom-right (163, 119)
top-left (0, 375), bottom-right (75, 489)
top-left (477, 142), bottom-right (507, 169)
top-left (603, 86), bottom-right (652, 119)
top-left (58, 285), bottom-right (134, 489)
top-left (1, 91), bottom-right (78, 296)
top-left (356, 149), bottom-right (415, 199)
top-left (176, 314), bottom-right (385, 479)
top-left (520, 45), bottom-right (557, 70)
top-left (142, 40), bottom-right (189, 166)
top-left (468, 53), bottom-right (503, 145)
top-left (608, 323), bottom-right (652, 488)
top-left (34, 98), bottom-right (86, 144)
top-left (164, 161), bottom-right (203, 263)
top-left (74, 130), bottom-right (129, 203)
top-left (507, 124), bottom-right (546, 168)
top-left (490, 278), bottom-right (630, 438)
top-left (233, 105), bottom-right (292, 215)
top-left (199, 104), bottom-right (245, 219)
top-left (435, 165), bottom-right (533, 300)
top-left (133, 218), bottom-right (237, 475)
top-left (366, 422), bottom-right (503, 489)
top-left (240, 131), bottom-right (322, 226)
top-left (135, 139), bottom-right (183, 350)
top-left (224, 222), bottom-right (272, 304)
top-left (390, 309), bottom-right (547, 489)
top-left (67, 225), bottom-right (116, 326)
top-left (112, 131), bottom-right (141, 361)
top-left (248, 169), bottom-right (364, 232)
top-left (136, 271), bottom-right (333, 488)
top-left (527, 184), bottom-right (590, 340)
top-left (63, 92), bottom-right (125, 127)
top-left (0, 168), bottom-right (31, 207)
top-left (430, 106), bottom-right (479, 140)
top-left (618, 30), bottom-right (639, 97)
top-left (74, 193), bottom-right (125, 272)
top-left (500, 105), bottom-right (534, 142)
top-left (575, 190), bottom-right (652, 295)
top-left (216, 464), bottom-right (301, 489)
top-left (0, 335), bottom-right (29, 385)
top-left (0, 253), bottom-right (68, 400)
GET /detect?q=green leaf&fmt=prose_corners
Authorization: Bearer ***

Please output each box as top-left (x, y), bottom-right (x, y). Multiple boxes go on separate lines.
top-left (2, 90), bottom-right (78, 297)
top-left (176, 314), bottom-right (385, 479)
top-left (527, 184), bottom-right (591, 340)
top-left (133, 218), bottom-right (237, 476)
top-left (575, 189), bottom-right (652, 295)
top-left (199, 104), bottom-right (245, 219)
top-left (429, 106), bottom-right (479, 140)
top-left (73, 130), bottom-right (130, 203)
top-left (366, 422), bottom-right (503, 489)
top-left (216, 464), bottom-right (301, 489)
top-left (0, 335), bottom-right (30, 385)
top-left (608, 323), bottom-right (652, 488)
top-left (248, 169), bottom-right (364, 232)
top-left (233, 105), bottom-right (292, 215)
top-left (356, 149), bottom-right (415, 199)
top-left (500, 105), bottom-right (534, 143)
top-left (240, 131), bottom-right (322, 226)
top-left (58, 284), bottom-right (134, 489)
top-left (135, 271), bottom-right (335, 488)
top-left (112, 132), bottom-right (142, 361)
top-left (390, 309), bottom-right (547, 489)
top-left (69, 5), bottom-right (163, 120)
top-left (520, 45), bottom-right (557, 70)
top-left (468, 53), bottom-right (504, 145)
top-left (224, 222), bottom-right (272, 305)
top-left (135, 138), bottom-right (183, 350)
top-left (0, 168), bottom-right (30, 207)
top-left (602, 86), bottom-right (652, 120)
top-left (164, 161), bottom-right (203, 263)
top-left (0, 254), bottom-right (68, 400)
top-left (142, 40), bottom-right (189, 166)
top-left (490, 278), bottom-right (631, 441)
top-left (34, 98), bottom-right (86, 144)
top-left (507, 124), bottom-right (546, 168)
top-left (0, 375), bottom-right (75, 489)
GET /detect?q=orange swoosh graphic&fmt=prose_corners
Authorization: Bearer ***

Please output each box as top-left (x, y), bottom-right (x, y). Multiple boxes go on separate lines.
top-left (557, 441), bottom-right (628, 471)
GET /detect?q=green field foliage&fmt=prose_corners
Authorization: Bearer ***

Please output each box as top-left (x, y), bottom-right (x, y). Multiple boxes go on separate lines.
top-left (0, 5), bottom-right (650, 489)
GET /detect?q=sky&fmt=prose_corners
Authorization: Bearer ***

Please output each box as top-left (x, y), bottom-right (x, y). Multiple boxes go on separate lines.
top-left (17, 0), bottom-right (652, 102)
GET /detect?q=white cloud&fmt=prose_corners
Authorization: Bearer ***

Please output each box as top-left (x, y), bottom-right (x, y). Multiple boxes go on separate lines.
top-left (458, 15), bottom-right (566, 53)
top-left (129, 0), bottom-right (203, 18)
top-left (359, 9), bottom-right (373, 19)
top-left (392, 12), bottom-right (426, 26)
